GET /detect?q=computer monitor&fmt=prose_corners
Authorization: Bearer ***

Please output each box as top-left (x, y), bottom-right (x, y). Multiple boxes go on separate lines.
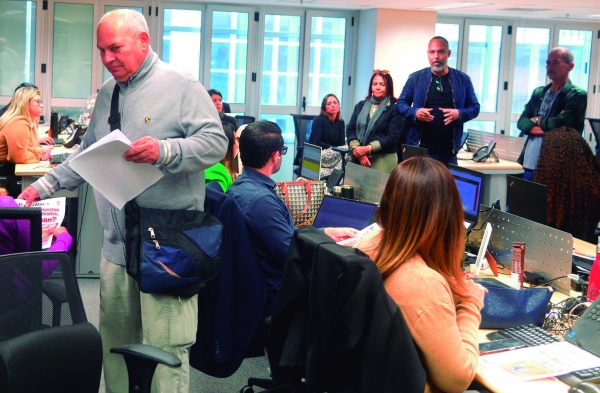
top-left (0, 207), bottom-right (42, 253)
top-left (506, 175), bottom-right (548, 225)
top-left (448, 164), bottom-right (485, 232)
top-left (300, 142), bottom-right (322, 181)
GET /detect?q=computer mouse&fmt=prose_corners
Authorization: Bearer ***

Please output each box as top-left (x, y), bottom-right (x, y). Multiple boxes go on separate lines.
top-left (568, 382), bottom-right (600, 393)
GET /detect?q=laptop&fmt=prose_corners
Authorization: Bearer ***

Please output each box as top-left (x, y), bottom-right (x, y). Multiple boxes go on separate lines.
top-left (312, 195), bottom-right (378, 230)
top-left (565, 296), bottom-right (600, 357)
top-left (448, 164), bottom-right (485, 233)
top-left (506, 175), bottom-right (548, 225)
top-left (300, 142), bottom-right (322, 181)
top-left (401, 144), bottom-right (428, 161)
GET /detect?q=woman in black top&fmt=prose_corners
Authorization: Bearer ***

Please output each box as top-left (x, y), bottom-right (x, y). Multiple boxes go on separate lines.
top-left (309, 94), bottom-right (345, 149)
top-left (346, 70), bottom-right (404, 173)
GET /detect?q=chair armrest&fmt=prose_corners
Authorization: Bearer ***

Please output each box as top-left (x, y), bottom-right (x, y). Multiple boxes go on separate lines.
top-left (42, 280), bottom-right (68, 303)
top-left (111, 344), bottom-right (182, 368)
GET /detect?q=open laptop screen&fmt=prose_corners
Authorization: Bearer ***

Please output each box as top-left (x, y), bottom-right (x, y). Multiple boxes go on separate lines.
top-left (300, 143), bottom-right (322, 181)
top-left (448, 165), bottom-right (484, 222)
top-left (312, 195), bottom-right (378, 230)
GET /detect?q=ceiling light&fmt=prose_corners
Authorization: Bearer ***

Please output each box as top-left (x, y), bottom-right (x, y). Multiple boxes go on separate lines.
top-left (423, 2), bottom-right (491, 10)
top-left (589, 14), bottom-right (600, 18)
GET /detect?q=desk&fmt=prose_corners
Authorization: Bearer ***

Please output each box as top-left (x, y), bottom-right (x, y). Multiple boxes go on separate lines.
top-left (475, 239), bottom-right (594, 392)
top-left (457, 153), bottom-right (523, 208)
top-left (15, 152), bottom-right (103, 277)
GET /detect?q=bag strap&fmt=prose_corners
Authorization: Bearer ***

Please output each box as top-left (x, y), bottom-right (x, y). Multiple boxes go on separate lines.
top-left (108, 84), bottom-right (121, 131)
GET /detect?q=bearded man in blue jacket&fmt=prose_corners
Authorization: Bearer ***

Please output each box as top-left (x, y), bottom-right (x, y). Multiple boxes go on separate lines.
top-left (398, 36), bottom-right (480, 166)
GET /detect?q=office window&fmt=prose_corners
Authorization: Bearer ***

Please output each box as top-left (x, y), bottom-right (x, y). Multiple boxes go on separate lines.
top-left (162, 9), bottom-right (201, 80)
top-left (307, 16), bottom-right (346, 107)
top-left (558, 29), bottom-right (592, 91)
top-left (209, 11), bottom-right (248, 104)
top-left (435, 23), bottom-right (460, 70)
top-left (511, 28), bottom-right (550, 114)
top-left (262, 14), bottom-right (301, 106)
top-left (102, 6), bottom-right (144, 84)
top-left (466, 25), bottom-right (502, 113)
top-left (52, 3), bottom-right (93, 99)
top-left (0, 1), bottom-right (36, 97)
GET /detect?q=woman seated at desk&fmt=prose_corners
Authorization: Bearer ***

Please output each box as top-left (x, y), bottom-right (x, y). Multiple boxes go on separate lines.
top-left (309, 94), bottom-right (345, 149)
top-left (0, 187), bottom-right (72, 269)
top-left (534, 126), bottom-right (600, 243)
top-left (354, 156), bottom-right (486, 393)
top-left (205, 123), bottom-right (238, 192)
top-left (0, 86), bottom-right (52, 197)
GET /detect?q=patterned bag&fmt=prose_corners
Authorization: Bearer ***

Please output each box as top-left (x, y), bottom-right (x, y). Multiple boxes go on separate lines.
top-left (275, 180), bottom-right (326, 227)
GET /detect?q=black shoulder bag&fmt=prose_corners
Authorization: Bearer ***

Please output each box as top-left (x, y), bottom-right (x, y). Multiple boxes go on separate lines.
top-left (109, 84), bottom-right (222, 297)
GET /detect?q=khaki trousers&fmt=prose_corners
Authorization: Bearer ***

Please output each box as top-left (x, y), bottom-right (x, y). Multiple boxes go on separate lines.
top-left (99, 256), bottom-right (198, 393)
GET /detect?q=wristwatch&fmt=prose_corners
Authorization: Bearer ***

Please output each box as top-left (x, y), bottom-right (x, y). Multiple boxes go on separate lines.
top-left (533, 116), bottom-right (540, 125)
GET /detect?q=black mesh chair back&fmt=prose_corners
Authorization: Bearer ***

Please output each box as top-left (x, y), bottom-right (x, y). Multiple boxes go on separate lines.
top-left (0, 252), bottom-right (101, 393)
top-left (291, 114), bottom-right (316, 165)
top-left (0, 252), bottom-right (86, 341)
top-left (235, 115), bottom-right (256, 126)
top-left (586, 118), bottom-right (600, 158)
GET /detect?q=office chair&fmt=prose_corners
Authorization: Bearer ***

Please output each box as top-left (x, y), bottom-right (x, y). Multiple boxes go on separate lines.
top-left (235, 115), bottom-right (256, 126)
top-left (586, 118), bottom-right (600, 158)
top-left (223, 102), bottom-right (232, 114)
top-left (0, 251), bottom-right (179, 393)
top-left (0, 163), bottom-right (20, 198)
top-left (190, 181), bottom-right (266, 378)
top-left (291, 114), bottom-right (316, 167)
top-left (243, 227), bottom-right (427, 393)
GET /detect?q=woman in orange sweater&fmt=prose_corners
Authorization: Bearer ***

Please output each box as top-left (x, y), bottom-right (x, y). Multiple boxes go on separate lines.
top-left (355, 156), bottom-right (486, 393)
top-left (0, 85), bottom-right (51, 164)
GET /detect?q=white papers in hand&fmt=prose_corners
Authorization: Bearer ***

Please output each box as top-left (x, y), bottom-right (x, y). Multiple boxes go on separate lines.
top-left (69, 130), bottom-right (163, 209)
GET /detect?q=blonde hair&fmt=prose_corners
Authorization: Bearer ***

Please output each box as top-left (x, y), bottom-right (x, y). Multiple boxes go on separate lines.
top-left (0, 86), bottom-right (41, 129)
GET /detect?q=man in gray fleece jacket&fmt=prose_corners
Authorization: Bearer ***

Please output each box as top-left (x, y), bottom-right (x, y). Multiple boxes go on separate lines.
top-left (19, 9), bottom-right (227, 393)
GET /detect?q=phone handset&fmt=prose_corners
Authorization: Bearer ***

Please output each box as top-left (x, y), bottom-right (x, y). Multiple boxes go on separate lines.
top-left (472, 141), bottom-right (497, 162)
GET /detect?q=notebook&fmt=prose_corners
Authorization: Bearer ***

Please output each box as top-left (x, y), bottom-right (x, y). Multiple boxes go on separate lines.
top-left (312, 195), bottom-right (378, 230)
top-left (300, 142), bottom-right (322, 181)
top-left (401, 144), bottom-right (428, 161)
top-left (448, 164), bottom-right (484, 233)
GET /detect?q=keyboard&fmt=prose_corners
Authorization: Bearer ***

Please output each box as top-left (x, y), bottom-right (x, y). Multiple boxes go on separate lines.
top-left (53, 137), bottom-right (66, 145)
top-left (493, 324), bottom-right (562, 346)
top-left (573, 254), bottom-right (594, 272)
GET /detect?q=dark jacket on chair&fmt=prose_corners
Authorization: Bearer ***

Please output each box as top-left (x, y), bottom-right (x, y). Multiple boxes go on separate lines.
top-left (267, 227), bottom-right (426, 393)
top-left (190, 182), bottom-right (266, 378)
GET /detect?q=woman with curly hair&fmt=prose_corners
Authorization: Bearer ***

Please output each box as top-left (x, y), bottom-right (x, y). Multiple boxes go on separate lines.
top-left (533, 126), bottom-right (600, 243)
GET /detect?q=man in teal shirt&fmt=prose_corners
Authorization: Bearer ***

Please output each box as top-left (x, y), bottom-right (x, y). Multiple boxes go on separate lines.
top-left (517, 47), bottom-right (587, 180)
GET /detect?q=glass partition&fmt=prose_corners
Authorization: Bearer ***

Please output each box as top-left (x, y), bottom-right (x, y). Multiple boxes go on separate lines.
top-left (0, 1), bottom-right (37, 96)
top-left (162, 9), bottom-right (202, 80)
top-left (209, 11), bottom-right (248, 104)
top-left (262, 14), bottom-right (301, 106)
top-left (307, 16), bottom-right (346, 107)
top-left (52, 3), bottom-right (93, 99)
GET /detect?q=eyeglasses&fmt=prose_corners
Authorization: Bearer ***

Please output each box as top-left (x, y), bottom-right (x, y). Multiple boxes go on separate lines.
top-left (279, 146), bottom-right (288, 155)
top-left (373, 69), bottom-right (390, 75)
top-left (30, 99), bottom-right (43, 106)
top-left (435, 78), bottom-right (443, 92)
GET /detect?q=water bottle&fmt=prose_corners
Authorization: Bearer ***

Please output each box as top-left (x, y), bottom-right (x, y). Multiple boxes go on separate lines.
top-left (587, 236), bottom-right (600, 302)
top-left (50, 111), bottom-right (59, 139)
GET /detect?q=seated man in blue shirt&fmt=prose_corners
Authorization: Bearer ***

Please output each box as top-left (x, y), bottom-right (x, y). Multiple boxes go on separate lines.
top-left (227, 120), bottom-right (357, 317)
